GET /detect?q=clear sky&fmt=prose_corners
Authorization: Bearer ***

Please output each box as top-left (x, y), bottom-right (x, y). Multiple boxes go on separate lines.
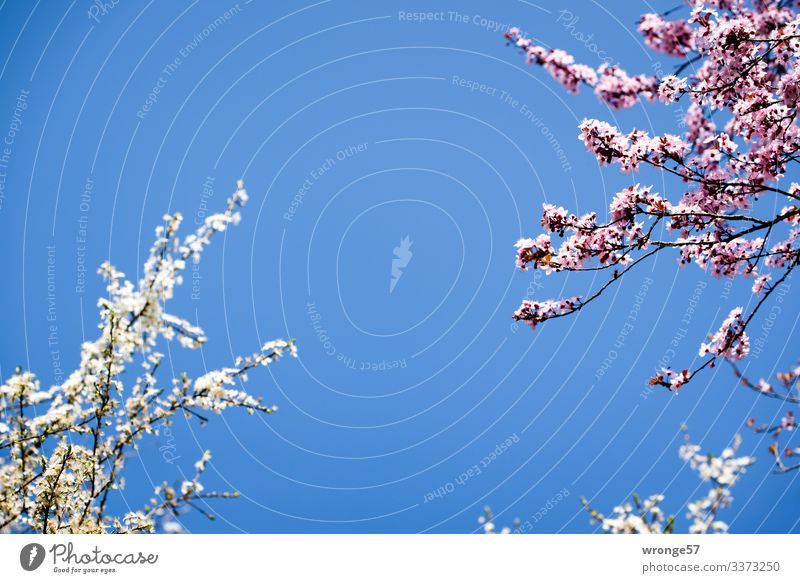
top-left (0, 0), bottom-right (798, 533)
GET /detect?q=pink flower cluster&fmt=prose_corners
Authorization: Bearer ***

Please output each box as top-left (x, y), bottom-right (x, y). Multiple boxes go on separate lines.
top-left (526, 185), bottom-right (671, 273)
top-left (594, 64), bottom-right (659, 110)
top-left (504, 28), bottom-right (658, 109)
top-left (651, 368), bottom-right (692, 391)
top-left (513, 297), bottom-right (581, 329)
top-left (657, 75), bottom-right (688, 103)
top-left (505, 1), bottom-right (800, 390)
top-left (699, 307), bottom-right (750, 360)
top-left (639, 13), bottom-right (696, 57)
top-left (578, 119), bottom-right (689, 173)
top-left (514, 234), bottom-right (554, 271)
top-left (743, 362), bottom-right (800, 472)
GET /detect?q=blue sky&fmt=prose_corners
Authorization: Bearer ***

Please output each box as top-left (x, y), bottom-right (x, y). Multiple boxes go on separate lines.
top-left (0, 0), bottom-right (798, 533)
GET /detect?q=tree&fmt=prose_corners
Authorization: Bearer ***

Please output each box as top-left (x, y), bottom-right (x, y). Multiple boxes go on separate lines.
top-left (482, 430), bottom-right (754, 534)
top-left (0, 181), bottom-right (297, 533)
top-left (504, 1), bottom-right (799, 471)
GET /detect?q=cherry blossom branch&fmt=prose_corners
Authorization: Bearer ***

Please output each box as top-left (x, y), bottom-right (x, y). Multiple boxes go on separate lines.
top-left (504, 2), bottom-right (800, 393)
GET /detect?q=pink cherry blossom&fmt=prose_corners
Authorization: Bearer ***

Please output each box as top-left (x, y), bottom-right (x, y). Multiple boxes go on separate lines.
top-left (639, 13), bottom-right (696, 57)
top-left (504, 1), bottom-right (800, 397)
top-left (504, 28), bottom-right (657, 109)
top-left (513, 297), bottom-right (581, 329)
top-left (699, 307), bottom-right (750, 360)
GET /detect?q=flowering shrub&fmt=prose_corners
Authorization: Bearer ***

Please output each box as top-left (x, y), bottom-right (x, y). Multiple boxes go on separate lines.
top-left (504, 4), bottom-right (800, 399)
top-left (482, 431), bottom-right (754, 534)
top-left (0, 181), bottom-right (297, 533)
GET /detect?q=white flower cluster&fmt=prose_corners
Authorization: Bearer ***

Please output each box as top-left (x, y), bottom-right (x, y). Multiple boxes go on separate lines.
top-left (593, 494), bottom-right (667, 534)
top-left (478, 506), bottom-right (516, 534)
top-left (587, 433), bottom-right (753, 535)
top-left (0, 181), bottom-right (296, 533)
top-left (679, 434), bottom-right (754, 533)
top-left (482, 432), bottom-right (754, 535)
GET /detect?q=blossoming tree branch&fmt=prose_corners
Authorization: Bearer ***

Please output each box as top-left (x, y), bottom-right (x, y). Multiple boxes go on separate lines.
top-left (0, 181), bottom-right (297, 533)
top-left (504, 1), bottom-right (799, 470)
top-left (482, 430), bottom-right (754, 534)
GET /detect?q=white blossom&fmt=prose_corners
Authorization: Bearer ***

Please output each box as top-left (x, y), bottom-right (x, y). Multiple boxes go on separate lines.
top-left (0, 181), bottom-right (295, 533)
top-left (484, 432), bottom-right (753, 535)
